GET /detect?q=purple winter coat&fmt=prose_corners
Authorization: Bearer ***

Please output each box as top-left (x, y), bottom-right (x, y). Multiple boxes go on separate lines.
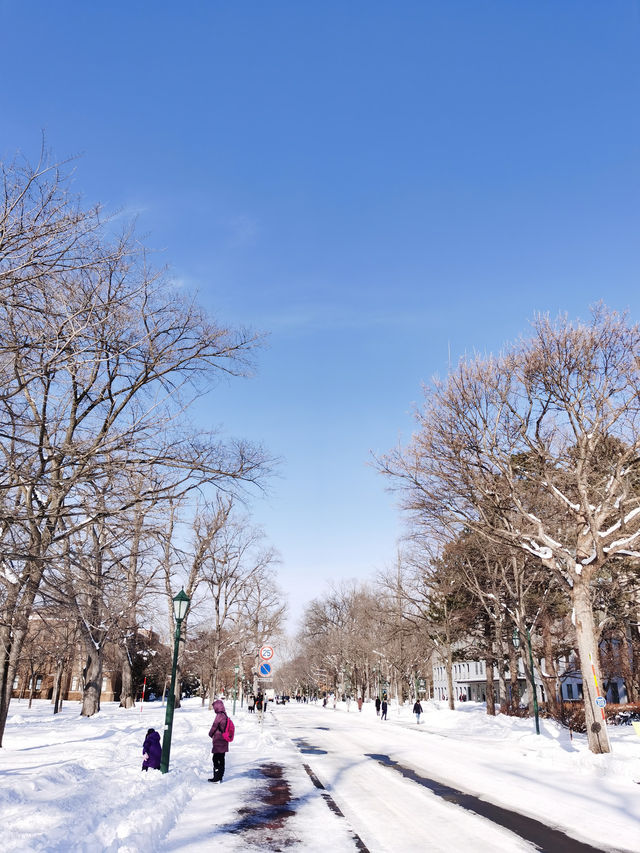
top-left (208, 699), bottom-right (229, 754)
top-left (142, 729), bottom-right (162, 770)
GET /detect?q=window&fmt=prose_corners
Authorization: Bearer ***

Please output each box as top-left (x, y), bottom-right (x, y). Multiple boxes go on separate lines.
top-left (101, 677), bottom-right (108, 691)
top-left (566, 684), bottom-right (573, 699)
top-left (12, 676), bottom-right (19, 689)
top-left (71, 677), bottom-right (78, 691)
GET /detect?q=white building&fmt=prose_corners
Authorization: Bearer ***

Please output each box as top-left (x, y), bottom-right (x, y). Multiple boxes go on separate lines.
top-left (432, 650), bottom-right (626, 706)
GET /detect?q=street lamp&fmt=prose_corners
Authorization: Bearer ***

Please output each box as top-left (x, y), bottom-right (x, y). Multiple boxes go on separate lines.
top-left (160, 588), bottom-right (191, 773)
top-left (512, 626), bottom-right (540, 735)
top-left (233, 664), bottom-right (240, 714)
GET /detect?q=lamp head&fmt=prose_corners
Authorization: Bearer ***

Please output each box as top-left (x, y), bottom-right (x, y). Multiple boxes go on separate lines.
top-left (173, 588), bottom-right (190, 621)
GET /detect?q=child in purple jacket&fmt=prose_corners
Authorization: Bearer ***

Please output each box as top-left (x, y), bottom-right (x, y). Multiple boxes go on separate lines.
top-left (142, 728), bottom-right (162, 771)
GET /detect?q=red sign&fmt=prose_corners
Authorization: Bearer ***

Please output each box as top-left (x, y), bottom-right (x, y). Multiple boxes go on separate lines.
top-left (259, 645), bottom-right (274, 661)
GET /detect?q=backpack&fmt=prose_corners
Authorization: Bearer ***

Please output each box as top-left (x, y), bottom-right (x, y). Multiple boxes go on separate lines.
top-left (222, 715), bottom-right (235, 743)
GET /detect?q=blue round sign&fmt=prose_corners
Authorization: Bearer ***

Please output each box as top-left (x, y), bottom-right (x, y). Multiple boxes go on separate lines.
top-left (595, 696), bottom-right (606, 708)
top-left (259, 662), bottom-right (272, 676)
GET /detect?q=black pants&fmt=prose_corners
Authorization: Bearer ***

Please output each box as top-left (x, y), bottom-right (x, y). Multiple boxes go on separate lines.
top-left (213, 753), bottom-right (226, 781)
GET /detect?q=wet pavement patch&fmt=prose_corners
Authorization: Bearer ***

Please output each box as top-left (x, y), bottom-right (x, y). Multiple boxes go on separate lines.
top-left (293, 737), bottom-right (327, 755)
top-left (227, 762), bottom-right (297, 849)
top-left (366, 754), bottom-right (616, 853)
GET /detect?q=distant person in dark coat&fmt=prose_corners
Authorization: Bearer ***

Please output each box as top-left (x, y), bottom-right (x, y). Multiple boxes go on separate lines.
top-left (208, 699), bottom-right (230, 783)
top-left (142, 728), bottom-right (162, 771)
top-left (380, 699), bottom-right (388, 720)
top-left (375, 696), bottom-right (381, 716)
top-left (248, 694), bottom-right (256, 713)
top-left (413, 700), bottom-right (423, 724)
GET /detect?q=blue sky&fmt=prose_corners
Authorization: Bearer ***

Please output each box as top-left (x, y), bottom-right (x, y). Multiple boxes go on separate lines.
top-left (2, 2), bottom-right (639, 630)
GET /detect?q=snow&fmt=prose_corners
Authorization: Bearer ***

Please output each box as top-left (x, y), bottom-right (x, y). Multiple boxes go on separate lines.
top-left (2, 697), bottom-right (640, 852)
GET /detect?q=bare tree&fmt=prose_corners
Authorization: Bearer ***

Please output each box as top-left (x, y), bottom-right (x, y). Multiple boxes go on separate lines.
top-left (379, 307), bottom-right (640, 753)
top-left (161, 496), bottom-right (232, 710)
top-left (0, 153), bottom-right (270, 743)
top-left (200, 508), bottom-right (279, 706)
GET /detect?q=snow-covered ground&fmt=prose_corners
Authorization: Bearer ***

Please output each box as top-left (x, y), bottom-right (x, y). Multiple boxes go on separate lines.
top-left (2, 696), bottom-right (639, 852)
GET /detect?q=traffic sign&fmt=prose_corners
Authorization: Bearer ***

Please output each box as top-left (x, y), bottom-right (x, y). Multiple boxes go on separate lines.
top-left (259, 645), bottom-right (274, 661)
top-left (259, 662), bottom-right (272, 676)
top-left (595, 696), bottom-right (606, 708)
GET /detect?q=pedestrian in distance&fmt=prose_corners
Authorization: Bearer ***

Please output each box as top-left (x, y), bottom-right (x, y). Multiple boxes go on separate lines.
top-left (357, 697), bottom-right (363, 712)
top-left (380, 699), bottom-right (388, 720)
top-left (375, 696), bottom-right (381, 716)
top-left (248, 694), bottom-right (255, 713)
top-left (413, 700), bottom-right (423, 724)
top-left (208, 699), bottom-right (230, 783)
top-left (141, 727), bottom-right (162, 771)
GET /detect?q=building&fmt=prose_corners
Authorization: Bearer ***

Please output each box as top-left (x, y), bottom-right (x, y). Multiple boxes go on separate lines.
top-left (432, 649), bottom-right (627, 706)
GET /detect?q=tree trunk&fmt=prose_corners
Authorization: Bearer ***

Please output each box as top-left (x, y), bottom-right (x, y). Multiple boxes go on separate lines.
top-left (119, 650), bottom-right (135, 709)
top-left (174, 659), bottom-right (182, 711)
top-left (208, 633), bottom-right (221, 710)
top-left (631, 623), bottom-right (640, 702)
top-left (520, 647), bottom-right (535, 717)
top-left (208, 669), bottom-right (218, 709)
top-left (485, 654), bottom-right (496, 716)
top-left (0, 608), bottom-right (32, 746)
top-left (508, 642), bottom-right (520, 711)
top-left (119, 640), bottom-right (136, 708)
top-left (573, 579), bottom-right (611, 754)
top-left (495, 632), bottom-right (507, 712)
top-left (620, 629), bottom-right (635, 703)
top-left (52, 660), bottom-right (64, 714)
top-left (81, 647), bottom-right (103, 717)
top-left (445, 646), bottom-right (455, 710)
top-left (541, 615), bottom-right (561, 719)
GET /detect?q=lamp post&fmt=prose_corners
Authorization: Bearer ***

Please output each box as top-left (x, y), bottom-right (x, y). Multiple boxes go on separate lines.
top-left (160, 588), bottom-right (190, 773)
top-left (233, 664), bottom-right (240, 714)
top-left (513, 626), bottom-right (540, 735)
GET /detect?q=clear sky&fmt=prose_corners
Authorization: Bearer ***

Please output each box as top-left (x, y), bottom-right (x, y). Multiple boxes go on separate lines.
top-left (1, 1), bottom-right (639, 631)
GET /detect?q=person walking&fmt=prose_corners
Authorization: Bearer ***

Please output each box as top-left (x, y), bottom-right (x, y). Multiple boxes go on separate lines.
top-left (141, 727), bottom-right (162, 771)
top-left (208, 699), bottom-right (230, 783)
top-left (413, 699), bottom-right (423, 724)
top-left (248, 694), bottom-right (256, 714)
top-left (375, 696), bottom-right (381, 716)
top-left (357, 697), bottom-right (363, 712)
top-left (380, 698), bottom-right (388, 720)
